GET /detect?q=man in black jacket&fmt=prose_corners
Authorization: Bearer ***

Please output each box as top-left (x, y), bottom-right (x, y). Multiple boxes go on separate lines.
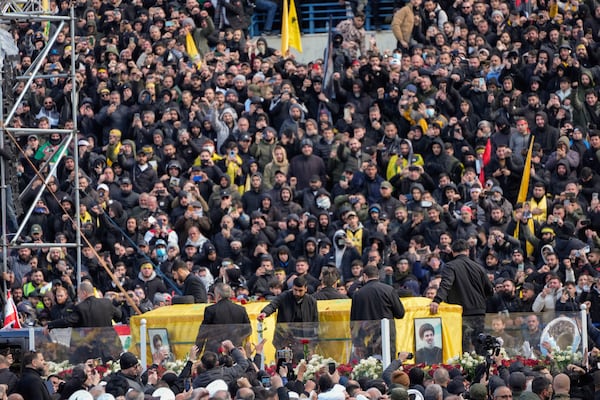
top-left (46, 281), bottom-right (122, 329)
top-left (172, 261), bottom-right (207, 303)
top-left (430, 239), bottom-right (494, 354)
top-left (14, 351), bottom-right (52, 400)
top-left (196, 283), bottom-right (251, 352)
top-left (350, 265), bottom-right (405, 358)
top-left (45, 280), bottom-right (123, 363)
top-left (313, 267), bottom-right (348, 300)
top-left (258, 276), bottom-right (318, 361)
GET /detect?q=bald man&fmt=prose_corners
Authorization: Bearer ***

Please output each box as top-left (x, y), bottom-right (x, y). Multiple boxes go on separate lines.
top-left (47, 281), bottom-right (122, 330)
top-left (553, 373), bottom-right (570, 400)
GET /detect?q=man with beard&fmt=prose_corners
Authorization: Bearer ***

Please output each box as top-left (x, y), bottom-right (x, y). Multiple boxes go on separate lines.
top-left (95, 91), bottom-right (131, 145)
top-left (131, 149), bottom-right (158, 194)
top-left (532, 273), bottom-right (563, 313)
top-left (415, 323), bottom-right (442, 364)
top-left (484, 144), bottom-right (523, 204)
top-left (533, 111), bottom-right (560, 156)
top-left (258, 276), bottom-right (318, 362)
top-left (489, 279), bottom-right (522, 313)
top-left (286, 257), bottom-right (320, 293)
top-left (583, 131), bottom-right (600, 172)
top-left (288, 139), bottom-right (327, 191)
top-left (241, 172), bottom-right (266, 213)
top-left (15, 351), bottom-right (52, 400)
top-left (302, 76), bottom-right (339, 120)
top-left (352, 161), bottom-right (385, 204)
top-left (274, 214), bottom-right (302, 253)
top-left (275, 184), bottom-right (302, 216)
top-left (8, 247), bottom-right (34, 287)
top-left (279, 104), bottom-right (306, 138)
top-left (378, 181), bottom-right (401, 217)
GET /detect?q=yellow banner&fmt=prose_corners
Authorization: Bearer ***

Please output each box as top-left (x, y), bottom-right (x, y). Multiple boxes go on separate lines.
top-left (130, 298), bottom-right (462, 364)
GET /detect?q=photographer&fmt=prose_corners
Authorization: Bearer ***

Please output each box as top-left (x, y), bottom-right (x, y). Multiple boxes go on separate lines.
top-left (556, 280), bottom-right (580, 312)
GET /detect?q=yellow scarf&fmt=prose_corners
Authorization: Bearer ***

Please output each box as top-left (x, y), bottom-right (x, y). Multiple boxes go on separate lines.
top-left (529, 196), bottom-right (548, 224)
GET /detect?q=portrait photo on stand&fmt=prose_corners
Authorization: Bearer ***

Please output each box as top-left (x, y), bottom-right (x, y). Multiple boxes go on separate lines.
top-left (414, 317), bottom-right (443, 365)
top-left (148, 328), bottom-right (174, 364)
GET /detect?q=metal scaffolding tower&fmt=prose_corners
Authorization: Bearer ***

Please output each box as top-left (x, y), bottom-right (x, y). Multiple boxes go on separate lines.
top-left (0, 2), bottom-right (83, 291)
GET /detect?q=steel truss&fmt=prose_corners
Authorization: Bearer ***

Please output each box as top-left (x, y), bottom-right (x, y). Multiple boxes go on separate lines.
top-left (0, 3), bottom-right (83, 291)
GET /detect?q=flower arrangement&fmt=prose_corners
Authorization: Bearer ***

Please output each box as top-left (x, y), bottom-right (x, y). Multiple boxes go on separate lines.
top-left (350, 356), bottom-right (382, 380)
top-left (164, 359), bottom-right (188, 375)
top-left (47, 360), bottom-right (71, 377)
top-left (447, 352), bottom-right (486, 380)
top-left (498, 355), bottom-right (547, 369)
top-left (550, 346), bottom-right (582, 372)
top-left (337, 362), bottom-right (355, 377)
top-left (293, 354), bottom-right (336, 382)
top-left (104, 360), bottom-right (122, 376)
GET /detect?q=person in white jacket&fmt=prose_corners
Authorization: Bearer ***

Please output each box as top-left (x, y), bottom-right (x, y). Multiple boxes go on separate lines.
top-left (532, 275), bottom-right (563, 313)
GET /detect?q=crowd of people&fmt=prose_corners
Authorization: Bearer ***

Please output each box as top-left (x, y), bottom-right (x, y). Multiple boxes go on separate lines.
top-left (0, 335), bottom-right (592, 400)
top-left (3, 0), bottom-right (600, 396)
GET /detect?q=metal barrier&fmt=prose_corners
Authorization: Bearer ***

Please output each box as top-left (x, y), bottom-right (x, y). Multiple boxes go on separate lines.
top-left (249, 0), bottom-right (397, 36)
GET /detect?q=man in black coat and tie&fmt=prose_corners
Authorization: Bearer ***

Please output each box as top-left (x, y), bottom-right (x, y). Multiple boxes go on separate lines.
top-left (172, 261), bottom-right (207, 303)
top-left (350, 265), bottom-right (405, 358)
top-left (196, 283), bottom-right (252, 352)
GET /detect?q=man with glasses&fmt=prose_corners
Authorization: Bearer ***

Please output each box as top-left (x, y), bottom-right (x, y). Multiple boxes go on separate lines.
top-left (35, 96), bottom-right (60, 127)
top-left (116, 351), bottom-right (158, 392)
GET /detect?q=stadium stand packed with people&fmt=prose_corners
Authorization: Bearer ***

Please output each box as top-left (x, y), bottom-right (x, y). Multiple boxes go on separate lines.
top-left (4, 0), bottom-right (600, 396)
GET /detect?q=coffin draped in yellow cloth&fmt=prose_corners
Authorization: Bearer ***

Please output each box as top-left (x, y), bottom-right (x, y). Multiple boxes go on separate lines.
top-left (130, 297), bottom-right (462, 364)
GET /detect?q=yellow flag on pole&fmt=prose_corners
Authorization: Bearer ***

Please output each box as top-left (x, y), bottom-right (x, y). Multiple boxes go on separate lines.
top-left (288, 0), bottom-right (303, 53)
top-left (186, 32), bottom-right (203, 69)
top-left (281, 0), bottom-right (289, 55)
top-left (517, 136), bottom-right (535, 203)
top-left (281, 0), bottom-right (302, 55)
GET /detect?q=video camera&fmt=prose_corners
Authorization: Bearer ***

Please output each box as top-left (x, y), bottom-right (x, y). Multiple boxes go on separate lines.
top-left (477, 333), bottom-right (502, 354)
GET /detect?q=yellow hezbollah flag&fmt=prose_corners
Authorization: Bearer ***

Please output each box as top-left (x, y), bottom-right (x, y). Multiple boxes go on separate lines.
top-left (281, 0), bottom-right (302, 55)
top-left (517, 136), bottom-right (535, 203)
top-left (186, 32), bottom-right (202, 69)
